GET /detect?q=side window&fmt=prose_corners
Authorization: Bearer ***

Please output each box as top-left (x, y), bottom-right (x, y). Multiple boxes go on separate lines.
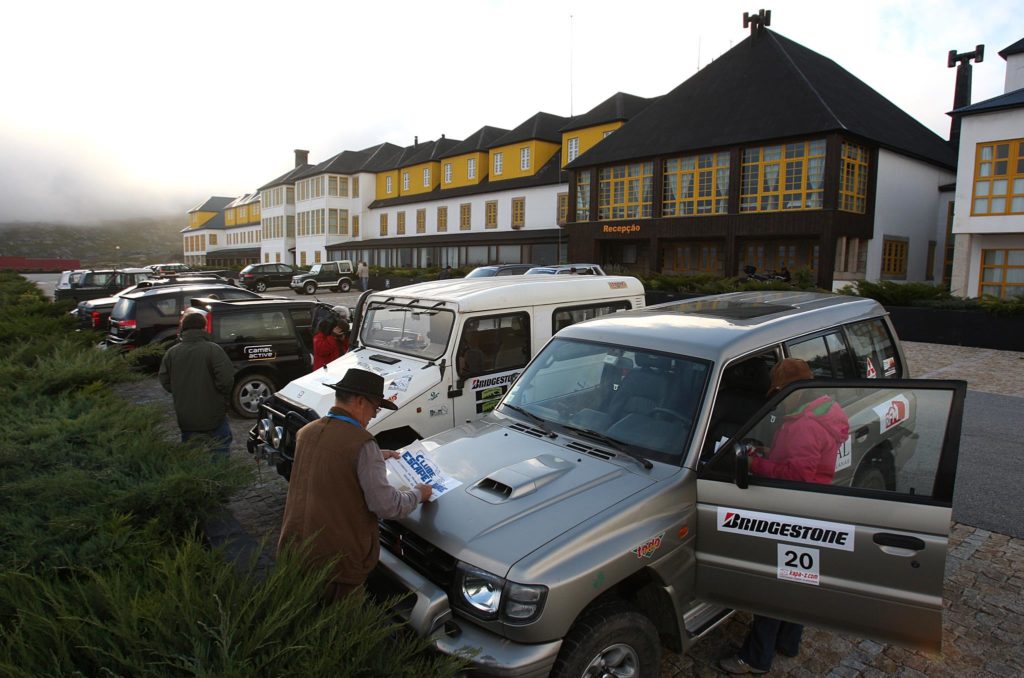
top-left (845, 319), bottom-right (901, 379)
top-left (702, 350), bottom-right (780, 460)
top-left (786, 331), bottom-right (856, 378)
top-left (153, 297), bottom-right (179, 317)
top-left (702, 383), bottom-right (960, 501)
top-left (215, 310), bottom-right (291, 342)
top-left (457, 313), bottom-right (531, 378)
top-left (552, 300), bottom-right (632, 334)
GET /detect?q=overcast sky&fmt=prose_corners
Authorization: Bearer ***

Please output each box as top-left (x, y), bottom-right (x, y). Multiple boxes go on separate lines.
top-left (1, 0), bottom-right (1018, 224)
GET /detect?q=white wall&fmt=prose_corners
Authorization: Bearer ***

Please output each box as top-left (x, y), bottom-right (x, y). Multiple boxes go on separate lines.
top-left (1005, 53), bottom-right (1024, 94)
top-left (870, 150), bottom-right (955, 282)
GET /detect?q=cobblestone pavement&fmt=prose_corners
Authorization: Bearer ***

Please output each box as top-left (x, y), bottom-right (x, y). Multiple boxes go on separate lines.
top-left (125, 340), bottom-right (1024, 676)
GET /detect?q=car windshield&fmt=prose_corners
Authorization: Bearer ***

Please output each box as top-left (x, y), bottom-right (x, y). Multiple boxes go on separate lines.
top-left (359, 301), bottom-right (455, 361)
top-left (501, 338), bottom-right (710, 464)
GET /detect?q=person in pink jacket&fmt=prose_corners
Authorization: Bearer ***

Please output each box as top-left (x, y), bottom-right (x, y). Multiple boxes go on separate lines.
top-left (721, 358), bottom-right (849, 675)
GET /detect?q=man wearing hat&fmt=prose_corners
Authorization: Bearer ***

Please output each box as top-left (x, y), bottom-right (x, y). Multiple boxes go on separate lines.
top-left (721, 358), bottom-right (849, 674)
top-left (278, 368), bottom-right (432, 601)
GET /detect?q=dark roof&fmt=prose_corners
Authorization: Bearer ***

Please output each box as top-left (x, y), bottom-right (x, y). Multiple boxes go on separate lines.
top-left (358, 142), bottom-right (407, 172)
top-left (953, 87), bottom-right (1024, 117)
top-left (205, 246), bottom-right (261, 259)
top-left (189, 196), bottom-right (234, 213)
top-left (559, 92), bottom-right (653, 132)
top-left (999, 37), bottom-right (1024, 59)
top-left (567, 29), bottom-right (956, 171)
top-left (368, 152), bottom-right (566, 208)
top-left (179, 211), bottom-right (228, 233)
top-left (259, 163), bottom-right (312, 191)
top-left (296, 149), bottom-right (374, 179)
top-left (438, 126), bottom-right (511, 159)
top-left (492, 112), bottom-right (569, 146)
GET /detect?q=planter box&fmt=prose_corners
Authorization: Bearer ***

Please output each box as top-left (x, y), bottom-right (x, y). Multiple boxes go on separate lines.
top-left (885, 306), bottom-right (1024, 351)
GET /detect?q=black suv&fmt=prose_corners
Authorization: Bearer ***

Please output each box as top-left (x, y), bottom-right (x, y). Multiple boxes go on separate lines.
top-left (72, 276), bottom-right (229, 331)
top-left (186, 297), bottom-right (317, 417)
top-left (237, 263), bottom-right (297, 292)
top-left (106, 283), bottom-right (261, 349)
top-left (54, 268), bottom-right (154, 303)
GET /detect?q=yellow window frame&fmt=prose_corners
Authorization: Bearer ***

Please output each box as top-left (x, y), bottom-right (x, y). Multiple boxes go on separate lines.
top-left (512, 197), bottom-right (525, 228)
top-left (971, 138), bottom-right (1024, 216)
top-left (839, 142), bottom-right (869, 213)
top-left (740, 139), bottom-right (826, 212)
top-left (881, 238), bottom-right (908, 278)
top-left (437, 206), bottom-right (448, 232)
top-left (979, 248), bottom-right (1024, 299)
top-left (485, 201), bottom-right (498, 229)
top-left (662, 152), bottom-right (730, 217)
top-left (460, 203), bottom-right (471, 230)
top-left (416, 209), bottom-right (426, 234)
top-left (598, 161), bottom-right (654, 220)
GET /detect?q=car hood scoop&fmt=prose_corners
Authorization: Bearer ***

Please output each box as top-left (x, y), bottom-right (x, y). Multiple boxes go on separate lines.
top-left (467, 455), bottom-right (574, 503)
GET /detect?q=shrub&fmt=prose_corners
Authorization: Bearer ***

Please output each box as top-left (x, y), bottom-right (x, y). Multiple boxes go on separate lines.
top-left (843, 280), bottom-right (951, 306)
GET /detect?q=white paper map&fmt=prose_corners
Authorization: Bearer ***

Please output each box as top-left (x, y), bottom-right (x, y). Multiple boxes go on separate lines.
top-left (386, 440), bottom-right (461, 502)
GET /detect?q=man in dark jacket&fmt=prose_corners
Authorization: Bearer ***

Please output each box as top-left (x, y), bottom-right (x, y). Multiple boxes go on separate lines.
top-left (158, 311), bottom-right (236, 456)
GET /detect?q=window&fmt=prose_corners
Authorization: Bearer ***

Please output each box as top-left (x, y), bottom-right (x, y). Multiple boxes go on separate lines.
top-left (423, 168), bottom-right (430, 187)
top-left (557, 192), bottom-right (569, 224)
top-left (386, 176), bottom-right (393, 194)
top-left (444, 163), bottom-right (452, 184)
top-left (402, 172), bottom-right (410, 191)
top-left (567, 137), bottom-right (580, 163)
top-left (786, 331), bottom-right (856, 379)
top-left (437, 206), bottom-right (448, 232)
top-left (328, 176), bottom-right (338, 196)
top-left (468, 157), bottom-right (477, 180)
top-left (512, 197), bottom-right (525, 228)
top-left (664, 242), bottom-right (724, 274)
top-left (209, 234), bottom-right (217, 245)
top-left (840, 142), bottom-right (869, 213)
top-left (494, 152), bottom-right (503, 176)
top-left (575, 170), bottom-right (591, 221)
top-left (520, 146), bottom-right (530, 171)
top-left (275, 252), bottom-right (281, 263)
top-left (379, 213), bottom-right (388, 236)
top-left (457, 312), bottom-right (531, 379)
top-left (552, 300), bottom-right (631, 333)
top-left (846, 319), bottom-right (901, 379)
top-left (352, 177), bottom-right (359, 198)
top-left (338, 176), bottom-right (349, 197)
top-left (300, 251), bottom-right (307, 266)
top-left (397, 211), bottom-right (406, 235)
top-left (972, 139), bottom-right (1024, 215)
top-left (598, 162), bottom-right (654, 219)
top-left (460, 203), bottom-right (471, 230)
top-left (215, 310), bottom-right (292, 343)
top-left (979, 249), bottom-right (1024, 298)
top-left (881, 238), bottom-right (908, 279)
top-left (926, 240), bottom-right (936, 281)
top-left (352, 215), bottom-right (360, 237)
top-left (741, 140), bottom-right (826, 212)
top-left (485, 201), bottom-right (498, 229)
top-left (662, 152), bottom-right (730, 216)
top-left (286, 187), bottom-right (294, 204)
top-left (416, 208), bottom-right (426, 234)
top-left (314, 250), bottom-right (322, 264)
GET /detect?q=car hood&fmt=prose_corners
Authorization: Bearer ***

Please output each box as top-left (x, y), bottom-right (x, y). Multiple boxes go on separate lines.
top-left (274, 349), bottom-right (441, 426)
top-left (394, 420), bottom-right (656, 577)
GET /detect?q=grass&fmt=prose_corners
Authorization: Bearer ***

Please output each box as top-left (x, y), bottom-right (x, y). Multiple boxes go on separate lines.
top-left (0, 271), bottom-right (466, 677)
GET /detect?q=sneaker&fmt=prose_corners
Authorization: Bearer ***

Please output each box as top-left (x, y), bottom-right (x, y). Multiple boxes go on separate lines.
top-left (719, 654), bottom-right (768, 674)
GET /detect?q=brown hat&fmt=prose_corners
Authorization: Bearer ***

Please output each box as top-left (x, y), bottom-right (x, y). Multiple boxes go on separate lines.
top-left (767, 358), bottom-right (813, 395)
top-left (328, 369), bottom-right (398, 410)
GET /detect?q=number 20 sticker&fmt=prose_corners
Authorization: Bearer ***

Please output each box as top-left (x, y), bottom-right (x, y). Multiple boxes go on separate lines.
top-left (777, 544), bottom-right (820, 586)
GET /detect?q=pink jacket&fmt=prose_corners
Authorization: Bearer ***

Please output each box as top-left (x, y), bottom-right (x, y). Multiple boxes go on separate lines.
top-left (750, 395), bottom-right (849, 484)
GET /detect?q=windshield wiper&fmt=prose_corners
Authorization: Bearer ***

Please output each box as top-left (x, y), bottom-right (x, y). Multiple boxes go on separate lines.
top-left (501, 403), bottom-right (556, 438)
top-left (561, 424), bottom-right (653, 470)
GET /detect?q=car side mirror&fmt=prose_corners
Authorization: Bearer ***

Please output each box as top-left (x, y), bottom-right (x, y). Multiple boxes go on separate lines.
top-left (733, 442), bottom-right (750, 489)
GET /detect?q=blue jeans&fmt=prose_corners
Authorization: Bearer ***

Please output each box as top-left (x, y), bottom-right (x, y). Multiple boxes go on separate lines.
top-left (360, 276), bottom-right (368, 291)
top-left (739, 615), bottom-right (803, 671)
top-left (182, 417), bottom-right (233, 458)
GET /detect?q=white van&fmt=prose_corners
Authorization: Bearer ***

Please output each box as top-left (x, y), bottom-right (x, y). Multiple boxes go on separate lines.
top-left (249, 275), bottom-right (645, 478)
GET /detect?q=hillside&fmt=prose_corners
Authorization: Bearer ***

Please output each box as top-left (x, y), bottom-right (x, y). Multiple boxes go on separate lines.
top-left (0, 217), bottom-right (186, 267)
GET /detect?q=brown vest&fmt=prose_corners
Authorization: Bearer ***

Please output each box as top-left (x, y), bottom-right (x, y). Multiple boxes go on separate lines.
top-left (278, 407), bottom-right (377, 585)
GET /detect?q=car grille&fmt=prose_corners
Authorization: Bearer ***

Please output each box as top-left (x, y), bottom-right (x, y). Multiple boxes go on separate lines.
top-left (379, 520), bottom-right (457, 589)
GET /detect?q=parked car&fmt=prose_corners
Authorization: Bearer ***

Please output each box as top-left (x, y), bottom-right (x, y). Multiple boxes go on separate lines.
top-left (105, 283), bottom-right (261, 350)
top-left (72, 275), bottom-right (230, 331)
top-left (351, 291), bottom-right (966, 676)
top-left (237, 263), bottom-right (298, 292)
top-left (525, 263), bottom-right (606, 275)
top-left (290, 260), bottom-right (356, 294)
top-left (56, 269), bottom-right (87, 292)
top-left (147, 263), bottom-right (235, 284)
top-left (54, 268), bottom-right (154, 303)
top-left (250, 275), bottom-right (646, 478)
top-left (465, 264), bottom-right (537, 278)
top-left (185, 297), bottom-right (321, 417)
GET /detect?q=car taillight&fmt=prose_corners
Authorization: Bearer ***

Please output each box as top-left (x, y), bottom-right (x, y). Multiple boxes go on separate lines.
top-left (243, 273), bottom-right (254, 278)
top-left (118, 319), bottom-right (137, 329)
top-left (90, 312), bottom-right (102, 328)
top-left (205, 312), bottom-right (213, 334)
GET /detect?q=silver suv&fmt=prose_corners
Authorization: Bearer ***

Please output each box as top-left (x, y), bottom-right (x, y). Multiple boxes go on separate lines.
top-left (371, 292), bottom-right (967, 677)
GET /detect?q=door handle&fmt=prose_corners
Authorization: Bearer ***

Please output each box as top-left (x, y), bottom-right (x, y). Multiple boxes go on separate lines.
top-left (854, 425), bottom-right (870, 442)
top-left (873, 532), bottom-right (925, 557)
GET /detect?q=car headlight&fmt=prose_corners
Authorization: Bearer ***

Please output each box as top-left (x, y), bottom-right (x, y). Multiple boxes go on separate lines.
top-left (454, 562), bottom-right (547, 624)
top-left (257, 418), bottom-right (273, 442)
top-left (269, 425), bottom-right (285, 448)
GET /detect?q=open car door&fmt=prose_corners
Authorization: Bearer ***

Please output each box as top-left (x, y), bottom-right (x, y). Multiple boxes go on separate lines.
top-left (696, 379), bottom-right (966, 652)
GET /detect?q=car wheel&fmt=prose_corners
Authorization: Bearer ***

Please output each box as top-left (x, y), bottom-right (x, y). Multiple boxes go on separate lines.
top-left (233, 374), bottom-right (275, 418)
top-left (254, 280), bottom-right (268, 293)
top-left (550, 601), bottom-right (660, 678)
top-left (303, 281), bottom-right (317, 295)
top-left (338, 279), bottom-right (351, 293)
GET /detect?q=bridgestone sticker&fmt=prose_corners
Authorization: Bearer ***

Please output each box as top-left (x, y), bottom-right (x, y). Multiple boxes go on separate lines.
top-left (777, 544), bottom-right (820, 585)
top-left (717, 507), bottom-right (855, 551)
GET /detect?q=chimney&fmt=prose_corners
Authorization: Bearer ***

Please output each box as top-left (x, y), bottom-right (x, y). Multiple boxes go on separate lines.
top-left (294, 149), bottom-right (309, 167)
top-left (414, 136), bottom-right (418, 147)
top-left (947, 45), bottom-right (984, 149)
top-left (441, 133), bottom-right (446, 140)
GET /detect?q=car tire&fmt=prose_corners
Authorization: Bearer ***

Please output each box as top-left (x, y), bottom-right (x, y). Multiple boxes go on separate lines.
top-left (233, 374), bottom-right (275, 418)
top-left (254, 280), bottom-right (268, 293)
top-left (303, 281), bottom-right (317, 295)
top-left (338, 279), bottom-right (351, 293)
top-left (549, 600), bottom-right (660, 678)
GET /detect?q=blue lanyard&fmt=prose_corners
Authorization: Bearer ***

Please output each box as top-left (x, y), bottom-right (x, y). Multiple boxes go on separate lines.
top-left (326, 413), bottom-right (362, 429)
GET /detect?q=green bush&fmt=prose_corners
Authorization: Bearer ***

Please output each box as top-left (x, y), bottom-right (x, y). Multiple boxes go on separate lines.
top-left (639, 267), bottom-right (821, 296)
top-left (842, 280), bottom-right (951, 306)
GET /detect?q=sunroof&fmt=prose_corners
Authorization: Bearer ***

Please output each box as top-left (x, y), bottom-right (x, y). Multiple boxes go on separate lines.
top-left (652, 300), bottom-right (794, 320)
